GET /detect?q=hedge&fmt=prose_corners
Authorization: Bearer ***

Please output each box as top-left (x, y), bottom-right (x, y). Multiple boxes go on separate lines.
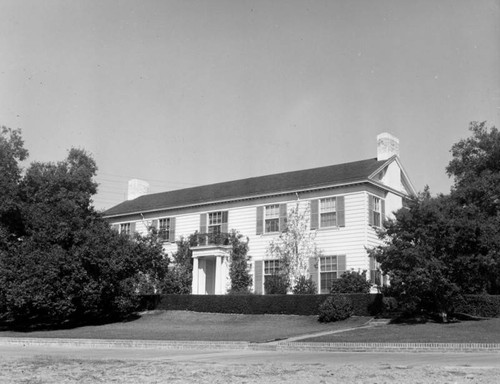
top-left (139, 293), bottom-right (384, 316)
top-left (452, 295), bottom-right (500, 318)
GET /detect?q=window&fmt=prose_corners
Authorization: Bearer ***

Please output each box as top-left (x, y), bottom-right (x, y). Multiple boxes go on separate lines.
top-left (159, 218), bottom-right (170, 241)
top-left (320, 197), bottom-right (337, 227)
top-left (310, 197), bottom-right (345, 230)
top-left (370, 196), bottom-right (382, 227)
top-left (265, 204), bottom-right (280, 233)
top-left (264, 259), bottom-right (281, 276)
top-left (208, 212), bottom-right (223, 234)
top-left (320, 256), bottom-right (338, 294)
top-left (120, 223), bottom-right (131, 236)
top-left (264, 259), bottom-right (282, 291)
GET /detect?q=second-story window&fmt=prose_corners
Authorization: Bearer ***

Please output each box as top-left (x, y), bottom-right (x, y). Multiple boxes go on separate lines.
top-left (159, 218), bottom-right (170, 241)
top-left (208, 211), bottom-right (223, 234)
top-left (369, 195), bottom-right (383, 227)
top-left (320, 197), bottom-right (337, 227)
top-left (120, 223), bottom-right (131, 236)
top-left (265, 204), bottom-right (280, 233)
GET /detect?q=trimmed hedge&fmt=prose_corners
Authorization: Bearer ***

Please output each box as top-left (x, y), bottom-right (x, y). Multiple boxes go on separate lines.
top-left (140, 293), bottom-right (383, 316)
top-left (452, 295), bottom-right (500, 318)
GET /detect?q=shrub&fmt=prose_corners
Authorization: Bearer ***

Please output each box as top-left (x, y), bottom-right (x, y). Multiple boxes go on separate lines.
top-left (292, 276), bottom-right (317, 294)
top-left (318, 295), bottom-right (353, 322)
top-left (330, 270), bottom-right (372, 294)
top-left (264, 273), bottom-right (289, 294)
top-left (452, 295), bottom-right (500, 318)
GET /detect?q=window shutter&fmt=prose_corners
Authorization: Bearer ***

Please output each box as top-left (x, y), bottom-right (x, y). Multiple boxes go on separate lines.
top-left (111, 224), bottom-right (119, 232)
top-left (151, 219), bottom-right (158, 231)
top-left (310, 200), bottom-right (319, 230)
top-left (256, 206), bottom-right (264, 235)
top-left (221, 211), bottom-right (228, 233)
top-left (308, 257), bottom-right (319, 293)
top-left (169, 217), bottom-right (176, 242)
top-left (337, 196), bottom-right (345, 227)
top-left (279, 203), bottom-right (287, 232)
top-left (130, 222), bottom-right (136, 235)
top-left (368, 195), bottom-right (374, 226)
top-left (254, 260), bottom-right (263, 294)
top-left (337, 255), bottom-right (346, 277)
top-left (381, 199), bottom-right (386, 226)
top-left (200, 214), bottom-right (207, 234)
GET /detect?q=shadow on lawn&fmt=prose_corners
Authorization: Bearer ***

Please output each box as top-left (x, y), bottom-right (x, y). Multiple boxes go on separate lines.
top-left (389, 312), bottom-right (486, 325)
top-left (0, 312), bottom-right (141, 333)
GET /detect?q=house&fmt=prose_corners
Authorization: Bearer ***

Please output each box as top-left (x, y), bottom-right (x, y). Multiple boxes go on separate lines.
top-left (103, 133), bottom-right (416, 295)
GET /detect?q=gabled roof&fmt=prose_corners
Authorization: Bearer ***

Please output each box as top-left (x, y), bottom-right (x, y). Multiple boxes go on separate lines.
top-left (104, 158), bottom-right (391, 217)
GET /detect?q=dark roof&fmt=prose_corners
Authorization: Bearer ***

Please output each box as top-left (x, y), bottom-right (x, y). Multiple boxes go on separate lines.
top-left (104, 158), bottom-right (386, 217)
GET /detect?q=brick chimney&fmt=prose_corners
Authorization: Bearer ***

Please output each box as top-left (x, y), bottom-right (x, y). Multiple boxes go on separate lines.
top-left (377, 133), bottom-right (400, 161)
top-left (127, 179), bottom-right (150, 200)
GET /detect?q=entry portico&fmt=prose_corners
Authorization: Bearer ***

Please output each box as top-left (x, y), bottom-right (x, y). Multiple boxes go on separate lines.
top-left (191, 244), bottom-right (231, 294)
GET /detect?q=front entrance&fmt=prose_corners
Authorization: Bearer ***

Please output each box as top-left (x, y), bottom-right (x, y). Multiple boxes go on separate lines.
top-left (191, 245), bottom-right (231, 295)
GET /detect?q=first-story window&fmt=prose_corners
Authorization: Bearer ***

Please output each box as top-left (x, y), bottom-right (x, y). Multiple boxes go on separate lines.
top-left (159, 218), bottom-right (170, 241)
top-left (265, 204), bottom-right (280, 233)
top-left (120, 223), bottom-right (131, 236)
top-left (264, 259), bottom-right (281, 293)
top-left (320, 255), bottom-right (338, 294)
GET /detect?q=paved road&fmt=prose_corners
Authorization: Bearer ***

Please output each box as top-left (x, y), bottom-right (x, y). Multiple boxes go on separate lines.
top-left (2, 344), bottom-right (500, 367)
top-left (2, 345), bottom-right (500, 383)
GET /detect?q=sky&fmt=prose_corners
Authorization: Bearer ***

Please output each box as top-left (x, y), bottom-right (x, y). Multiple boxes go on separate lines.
top-left (1, 0), bottom-right (499, 211)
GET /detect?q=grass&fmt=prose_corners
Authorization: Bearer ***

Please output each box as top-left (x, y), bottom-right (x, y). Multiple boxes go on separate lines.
top-left (300, 317), bottom-right (500, 343)
top-left (2, 310), bottom-right (500, 344)
top-left (0, 310), bottom-right (370, 343)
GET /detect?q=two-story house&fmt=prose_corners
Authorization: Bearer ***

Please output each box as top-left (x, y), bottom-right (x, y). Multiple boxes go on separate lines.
top-left (103, 133), bottom-right (416, 295)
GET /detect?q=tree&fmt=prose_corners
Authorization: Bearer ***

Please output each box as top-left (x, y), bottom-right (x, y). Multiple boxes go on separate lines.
top-left (266, 202), bottom-right (322, 291)
top-left (0, 126), bottom-right (29, 243)
top-left (227, 230), bottom-right (252, 294)
top-left (164, 234), bottom-right (197, 294)
top-left (368, 191), bottom-right (461, 318)
top-left (0, 133), bottom-right (168, 327)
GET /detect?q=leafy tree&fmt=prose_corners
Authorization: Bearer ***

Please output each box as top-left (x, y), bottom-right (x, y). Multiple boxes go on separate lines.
top-left (163, 234), bottom-right (198, 294)
top-left (369, 122), bottom-right (500, 319)
top-left (330, 270), bottom-right (372, 294)
top-left (227, 230), bottom-right (252, 294)
top-left (266, 202), bottom-right (323, 291)
top-left (0, 126), bottom-right (28, 243)
top-left (0, 131), bottom-right (168, 327)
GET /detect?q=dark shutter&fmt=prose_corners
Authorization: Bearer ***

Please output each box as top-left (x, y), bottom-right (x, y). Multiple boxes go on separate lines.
top-left (130, 222), bottom-right (136, 235)
top-left (368, 195), bottom-right (374, 226)
top-left (279, 203), bottom-right (287, 232)
top-left (254, 260), bottom-right (263, 294)
top-left (310, 200), bottom-right (319, 230)
top-left (337, 255), bottom-right (346, 277)
top-left (169, 217), bottom-right (176, 242)
top-left (337, 196), bottom-right (345, 227)
top-left (221, 211), bottom-right (228, 233)
top-left (256, 206), bottom-right (264, 235)
top-left (309, 257), bottom-right (319, 293)
top-left (200, 213), bottom-right (207, 234)
top-left (381, 199), bottom-right (386, 227)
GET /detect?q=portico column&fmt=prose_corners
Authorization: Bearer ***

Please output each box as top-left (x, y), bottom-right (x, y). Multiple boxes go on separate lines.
top-left (214, 256), bottom-right (222, 294)
top-left (192, 257), bottom-right (199, 294)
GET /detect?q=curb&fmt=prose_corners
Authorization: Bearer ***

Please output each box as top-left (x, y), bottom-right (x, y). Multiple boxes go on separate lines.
top-left (1, 337), bottom-right (500, 353)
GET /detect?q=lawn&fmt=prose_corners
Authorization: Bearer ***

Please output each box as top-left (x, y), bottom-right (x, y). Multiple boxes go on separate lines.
top-left (0, 310), bottom-right (370, 343)
top-left (300, 317), bottom-right (500, 343)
